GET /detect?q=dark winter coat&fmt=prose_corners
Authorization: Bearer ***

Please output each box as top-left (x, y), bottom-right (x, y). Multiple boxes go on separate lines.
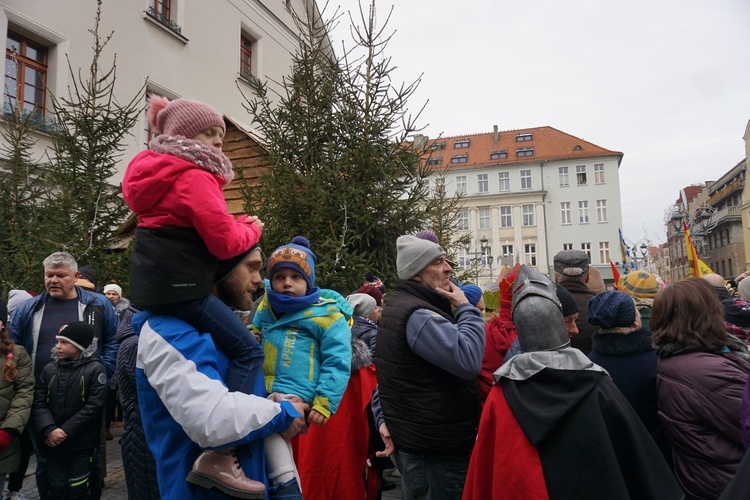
top-left (588, 328), bottom-right (672, 466)
top-left (32, 345), bottom-right (107, 457)
top-left (656, 346), bottom-right (750, 499)
top-left (558, 279), bottom-right (597, 354)
top-left (351, 315), bottom-right (378, 358)
top-left (0, 345), bottom-right (34, 473)
top-left (376, 279), bottom-right (480, 456)
top-left (115, 306), bottom-right (160, 500)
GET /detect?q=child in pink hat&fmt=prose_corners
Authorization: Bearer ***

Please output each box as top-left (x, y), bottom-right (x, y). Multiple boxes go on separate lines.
top-left (123, 95), bottom-right (266, 497)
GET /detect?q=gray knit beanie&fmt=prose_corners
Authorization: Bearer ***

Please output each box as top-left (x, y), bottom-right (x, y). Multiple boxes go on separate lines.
top-left (396, 235), bottom-right (446, 279)
top-left (346, 293), bottom-right (377, 318)
top-left (738, 278), bottom-right (750, 302)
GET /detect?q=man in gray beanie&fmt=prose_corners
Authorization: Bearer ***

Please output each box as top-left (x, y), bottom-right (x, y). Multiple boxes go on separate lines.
top-left (375, 234), bottom-right (485, 498)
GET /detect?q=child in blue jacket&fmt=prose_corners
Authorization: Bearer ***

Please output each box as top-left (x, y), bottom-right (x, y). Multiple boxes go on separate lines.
top-left (252, 236), bottom-right (352, 497)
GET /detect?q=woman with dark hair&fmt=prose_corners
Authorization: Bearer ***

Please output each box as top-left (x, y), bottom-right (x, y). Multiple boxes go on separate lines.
top-left (652, 278), bottom-right (750, 500)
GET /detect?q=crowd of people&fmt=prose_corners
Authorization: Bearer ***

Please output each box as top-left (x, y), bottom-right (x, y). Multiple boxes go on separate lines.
top-left (0, 94), bottom-right (748, 500)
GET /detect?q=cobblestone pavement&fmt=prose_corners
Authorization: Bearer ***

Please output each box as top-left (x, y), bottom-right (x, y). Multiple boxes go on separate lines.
top-left (16, 426), bottom-right (404, 499)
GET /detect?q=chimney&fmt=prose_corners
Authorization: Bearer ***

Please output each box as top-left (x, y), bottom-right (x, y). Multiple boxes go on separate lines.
top-left (493, 125), bottom-right (499, 143)
top-left (412, 134), bottom-right (428, 149)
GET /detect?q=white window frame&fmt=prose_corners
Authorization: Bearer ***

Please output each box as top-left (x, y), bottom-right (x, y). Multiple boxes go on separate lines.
top-left (599, 241), bottom-right (610, 264)
top-left (562, 243), bottom-right (573, 251)
top-left (522, 204), bottom-right (535, 226)
top-left (478, 207), bottom-right (491, 229)
top-left (498, 171), bottom-right (510, 192)
top-left (559, 166), bottom-right (569, 187)
top-left (581, 242), bottom-right (591, 261)
top-left (594, 164), bottom-right (605, 184)
top-left (561, 202), bottom-right (571, 225)
top-left (456, 175), bottom-right (467, 195)
top-left (578, 200), bottom-right (589, 224)
top-left (596, 199), bottom-right (608, 223)
top-left (477, 173), bottom-right (489, 193)
top-left (457, 209), bottom-right (469, 231)
top-left (520, 170), bottom-right (532, 190)
top-left (524, 243), bottom-right (537, 266)
top-left (576, 165), bottom-right (587, 186)
top-left (500, 206), bottom-right (512, 227)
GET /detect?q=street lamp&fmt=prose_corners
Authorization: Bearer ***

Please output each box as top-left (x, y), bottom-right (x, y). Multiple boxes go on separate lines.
top-left (464, 237), bottom-right (494, 285)
top-left (480, 236), bottom-right (494, 282)
top-left (631, 243), bottom-right (648, 270)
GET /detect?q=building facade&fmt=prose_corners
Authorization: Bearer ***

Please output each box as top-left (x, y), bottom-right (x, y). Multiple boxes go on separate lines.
top-left (705, 160), bottom-right (745, 278)
top-left (420, 126), bottom-right (624, 285)
top-left (1, 0), bottom-right (322, 181)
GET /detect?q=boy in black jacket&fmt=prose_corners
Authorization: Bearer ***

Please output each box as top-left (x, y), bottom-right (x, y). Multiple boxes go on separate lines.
top-left (32, 321), bottom-right (107, 499)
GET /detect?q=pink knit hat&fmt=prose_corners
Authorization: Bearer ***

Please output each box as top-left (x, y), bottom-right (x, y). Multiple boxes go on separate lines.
top-left (146, 95), bottom-right (226, 140)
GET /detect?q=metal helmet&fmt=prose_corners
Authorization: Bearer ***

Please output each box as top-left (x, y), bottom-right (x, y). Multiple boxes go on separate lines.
top-left (511, 265), bottom-right (570, 352)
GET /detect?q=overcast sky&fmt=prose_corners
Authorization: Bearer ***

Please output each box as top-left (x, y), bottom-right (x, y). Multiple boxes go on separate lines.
top-left (330, 0), bottom-right (750, 246)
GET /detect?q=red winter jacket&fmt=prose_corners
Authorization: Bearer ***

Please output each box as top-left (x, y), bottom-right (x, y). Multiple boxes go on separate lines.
top-left (477, 307), bottom-right (517, 403)
top-left (123, 150), bottom-right (260, 260)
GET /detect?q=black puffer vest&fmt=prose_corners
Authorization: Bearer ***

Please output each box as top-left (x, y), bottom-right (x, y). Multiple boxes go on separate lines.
top-left (129, 226), bottom-right (215, 309)
top-left (376, 279), bottom-right (480, 456)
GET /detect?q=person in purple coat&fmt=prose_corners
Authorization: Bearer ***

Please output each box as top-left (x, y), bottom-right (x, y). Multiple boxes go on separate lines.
top-left (652, 278), bottom-right (750, 499)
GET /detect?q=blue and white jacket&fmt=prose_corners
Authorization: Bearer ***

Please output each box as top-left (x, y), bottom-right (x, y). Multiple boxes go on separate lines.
top-left (134, 312), bottom-right (300, 500)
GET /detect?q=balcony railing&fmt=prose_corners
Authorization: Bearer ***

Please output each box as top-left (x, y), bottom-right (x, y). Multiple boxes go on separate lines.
top-left (145, 7), bottom-right (182, 35)
top-left (3, 103), bottom-right (57, 133)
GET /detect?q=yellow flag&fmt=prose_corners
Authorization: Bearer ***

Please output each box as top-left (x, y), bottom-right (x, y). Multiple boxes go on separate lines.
top-left (683, 221), bottom-right (714, 277)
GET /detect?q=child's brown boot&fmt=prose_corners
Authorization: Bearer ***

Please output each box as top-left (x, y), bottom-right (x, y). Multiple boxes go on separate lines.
top-left (187, 448), bottom-right (266, 499)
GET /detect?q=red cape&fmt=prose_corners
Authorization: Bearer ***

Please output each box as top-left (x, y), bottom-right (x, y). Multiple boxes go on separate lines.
top-left (294, 365), bottom-right (379, 499)
top-left (463, 383), bottom-right (548, 500)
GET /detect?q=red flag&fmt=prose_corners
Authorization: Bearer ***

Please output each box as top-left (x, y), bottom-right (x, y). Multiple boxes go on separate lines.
top-left (609, 259), bottom-right (621, 289)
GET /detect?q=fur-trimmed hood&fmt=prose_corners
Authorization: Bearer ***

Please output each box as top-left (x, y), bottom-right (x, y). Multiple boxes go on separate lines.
top-left (351, 337), bottom-right (372, 371)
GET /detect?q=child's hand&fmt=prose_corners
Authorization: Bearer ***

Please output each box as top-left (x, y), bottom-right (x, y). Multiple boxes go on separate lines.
top-left (46, 428), bottom-right (67, 447)
top-left (245, 215), bottom-right (265, 230)
top-left (307, 409), bottom-right (328, 427)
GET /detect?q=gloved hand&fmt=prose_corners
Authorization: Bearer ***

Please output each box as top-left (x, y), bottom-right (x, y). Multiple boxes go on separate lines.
top-left (0, 429), bottom-right (13, 452)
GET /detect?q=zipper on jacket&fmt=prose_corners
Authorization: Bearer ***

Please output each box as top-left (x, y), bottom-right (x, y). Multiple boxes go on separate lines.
top-left (308, 344), bottom-right (315, 381)
top-left (47, 374), bottom-right (57, 403)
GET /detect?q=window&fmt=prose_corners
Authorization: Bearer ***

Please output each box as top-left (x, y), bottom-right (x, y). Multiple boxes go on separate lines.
top-left (525, 243), bottom-right (537, 266)
top-left (578, 201), bottom-right (589, 223)
top-left (455, 175), bottom-right (466, 195)
top-left (581, 242), bottom-right (591, 261)
top-left (147, 0), bottom-right (182, 33)
top-left (576, 165), bottom-right (587, 185)
top-left (599, 242), bottom-right (610, 264)
top-left (479, 207), bottom-right (490, 229)
top-left (501, 244), bottom-right (514, 258)
top-left (563, 243), bottom-right (573, 251)
top-left (430, 141), bottom-right (446, 150)
top-left (477, 173), bottom-right (488, 193)
top-left (561, 202), bottom-right (571, 224)
top-left (451, 154), bottom-right (468, 164)
top-left (522, 204), bottom-right (535, 226)
top-left (458, 248), bottom-right (470, 269)
top-left (516, 133), bottom-right (533, 142)
top-left (500, 206), bottom-right (512, 227)
top-left (520, 170), bottom-right (532, 190)
top-left (596, 199), bottom-right (607, 222)
top-left (454, 139), bottom-right (470, 149)
top-left (481, 246), bottom-right (492, 266)
top-left (457, 209), bottom-right (469, 231)
top-left (426, 157), bottom-right (441, 166)
top-left (516, 148), bottom-right (534, 157)
top-left (594, 164), bottom-right (605, 184)
top-left (5, 31), bottom-right (48, 117)
top-left (240, 33), bottom-right (256, 79)
top-left (498, 172), bottom-right (510, 192)
top-left (559, 167), bottom-right (569, 187)
top-left (424, 178), bottom-right (430, 194)
top-left (490, 150), bottom-right (508, 160)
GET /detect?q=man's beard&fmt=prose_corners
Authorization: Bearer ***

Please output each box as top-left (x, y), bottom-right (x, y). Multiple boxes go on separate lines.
top-left (215, 275), bottom-right (254, 311)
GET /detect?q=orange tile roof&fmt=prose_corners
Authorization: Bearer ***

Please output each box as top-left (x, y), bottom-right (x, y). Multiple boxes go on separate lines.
top-left (420, 126), bottom-right (622, 170)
